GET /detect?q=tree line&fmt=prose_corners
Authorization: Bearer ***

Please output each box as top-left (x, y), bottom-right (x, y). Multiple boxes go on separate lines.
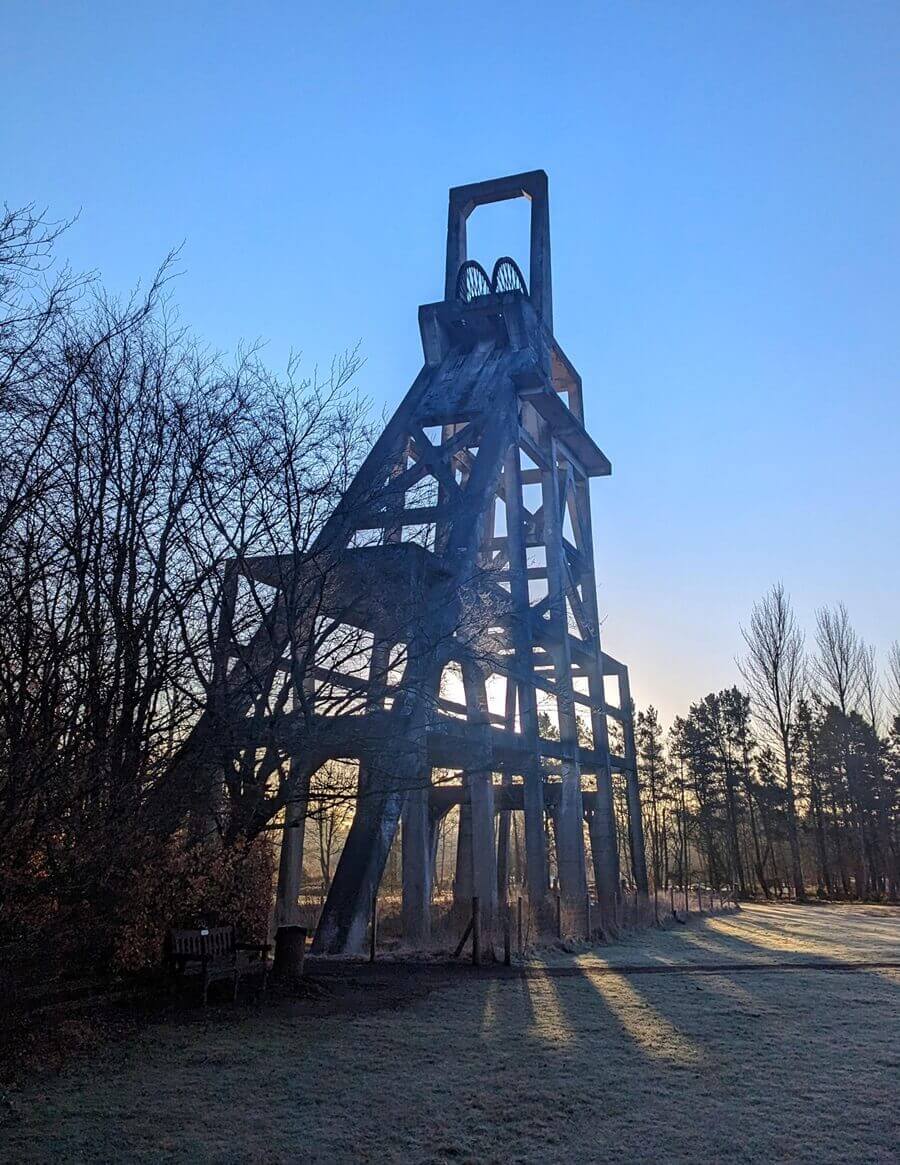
top-left (635, 588), bottom-right (900, 900)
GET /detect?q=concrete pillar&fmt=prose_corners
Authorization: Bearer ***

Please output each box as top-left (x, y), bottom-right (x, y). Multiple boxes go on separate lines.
top-left (501, 443), bottom-right (548, 906)
top-left (312, 760), bottom-right (405, 955)
top-left (541, 440), bottom-right (587, 906)
top-left (272, 782), bottom-right (307, 927)
top-left (522, 763), bottom-right (548, 904)
top-left (497, 681), bottom-right (515, 905)
top-left (457, 663), bottom-right (498, 937)
top-left (468, 766), bottom-right (497, 937)
top-left (496, 777), bottom-right (511, 904)
top-left (527, 170), bottom-right (552, 330)
top-left (428, 805), bottom-right (442, 883)
top-left (556, 758), bottom-right (588, 903)
top-left (453, 794), bottom-right (473, 908)
top-left (312, 627), bottom-right (439, 956)
top-left (402, 774), bottom-right (432, 945)
top-left (588, 767), bottom-right (620, 926)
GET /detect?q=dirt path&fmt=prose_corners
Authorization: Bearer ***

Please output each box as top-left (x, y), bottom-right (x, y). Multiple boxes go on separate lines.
top-left (2, 904), bottom-right (898, 1163)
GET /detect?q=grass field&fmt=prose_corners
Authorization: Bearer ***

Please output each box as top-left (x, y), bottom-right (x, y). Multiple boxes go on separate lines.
top-left (2, 903), bottom-right (898, 1163)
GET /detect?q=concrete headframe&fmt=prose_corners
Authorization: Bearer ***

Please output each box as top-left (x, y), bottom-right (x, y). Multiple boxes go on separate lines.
top-left (167, 169), bottom-right (649, 956)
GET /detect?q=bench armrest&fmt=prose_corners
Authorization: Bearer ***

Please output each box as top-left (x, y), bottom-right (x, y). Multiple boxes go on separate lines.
top-left (172, 952), bottom-right (201, 967)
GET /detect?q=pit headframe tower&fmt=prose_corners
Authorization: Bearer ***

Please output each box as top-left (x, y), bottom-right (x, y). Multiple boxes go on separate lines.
top-left (211, 171), bottom-right (649, 953)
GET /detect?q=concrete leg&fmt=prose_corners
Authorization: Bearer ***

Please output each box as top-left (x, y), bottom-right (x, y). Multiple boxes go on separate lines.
top-left (468, 766), bottom-right (497, 938)
top-left (311, 761), bottom-right (405, 955)
top-left (522, 763), bottom-right (548, 906)
top-left (589, 770), bottom-right (620, 927)
top-left (496, 782), bottom-right (511, 905)
top-left (453, 793), bottom-right (473, 908)
top-left (556, 759), bottom-right (589, 903)
top-left (273, 757), bottom-right (310, 929)
top-left (402, 776), bottom-right (432, 945)
top-left (428, 806), bottom-right (442, 883)
top-left (274, 809), bottom-right (303, 929)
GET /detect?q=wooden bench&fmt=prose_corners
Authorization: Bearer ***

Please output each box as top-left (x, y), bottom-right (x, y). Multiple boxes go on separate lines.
top-left (168, 926), bottom-right (270, 1005)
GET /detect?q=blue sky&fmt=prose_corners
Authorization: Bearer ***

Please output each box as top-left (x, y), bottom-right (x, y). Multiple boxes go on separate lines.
top-left (5, 2), bottom-right (899, 724)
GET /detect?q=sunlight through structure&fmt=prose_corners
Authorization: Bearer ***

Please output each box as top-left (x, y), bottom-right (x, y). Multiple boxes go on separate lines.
top-left (581, 973), bottom-right (701, 1066)
top-left (525, 975), bottom-right (577, 1045)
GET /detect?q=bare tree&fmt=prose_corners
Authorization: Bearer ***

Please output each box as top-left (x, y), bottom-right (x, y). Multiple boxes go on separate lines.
top-left (813, 602), bottom-right (863, 715)
top-left (859, 642), bottom-right (882, 732)
top-left (311, 765), bottom-right (356, 889)
top-left (740, 583), bottom-right (806, 898)
top-left (0, 207), bottom-right (381, 957)
top-left (886, 641), bottom-right (900, 722)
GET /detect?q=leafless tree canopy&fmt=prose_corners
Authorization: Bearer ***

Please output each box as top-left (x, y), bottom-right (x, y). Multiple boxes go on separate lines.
top-left (740, 583), bottom-right (806, 749)
top-left (859, 642), bottom-right (881, 732)
top-left (636, 591), bottom-right (897, 904)
top-left (886, 641), bottom-right (900, 720)
top-left (739, 583), bottom-right (807, 896)
top-left (0, 207), bottom-right (370, 941)
top-left (814, 602), bottom-right (864, 716)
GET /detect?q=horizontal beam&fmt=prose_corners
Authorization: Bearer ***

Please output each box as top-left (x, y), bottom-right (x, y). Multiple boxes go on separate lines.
top-left (518, 387), bottom-right (612, 477)
top-left (353, 505), bottom-right (450, 530)
top-left (430, 782), bottom-right (605, 815)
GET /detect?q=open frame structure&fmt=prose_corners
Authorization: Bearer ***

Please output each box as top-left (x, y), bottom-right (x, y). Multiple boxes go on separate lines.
top-left (181, 171), bottom-right (649, 954)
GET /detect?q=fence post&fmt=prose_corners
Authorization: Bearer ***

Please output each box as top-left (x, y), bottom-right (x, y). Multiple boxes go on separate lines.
top-left (684, 885), bottom-right (689, 916)
top-left (670, 885), bottom-right (676, 917)
top-left (369, 895), bottom-right (378, 964)
top-left (517, 896), bottom-right (524, 957)
top-left (653, 887), bottom-right (659, 925)
top-left (472, 896), bottom-right (481, 967)
top-left (556, 892), bottom-right (562, 940)
top-left (697, 885), bottom-right (702, 913)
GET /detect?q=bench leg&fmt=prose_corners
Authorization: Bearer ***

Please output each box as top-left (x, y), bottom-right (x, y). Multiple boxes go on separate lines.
top-left (202, 971), bottom-right (210, 1007)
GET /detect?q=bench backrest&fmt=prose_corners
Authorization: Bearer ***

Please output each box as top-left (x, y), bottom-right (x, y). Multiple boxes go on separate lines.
top-left (170, 926), bottom-right (235, 959)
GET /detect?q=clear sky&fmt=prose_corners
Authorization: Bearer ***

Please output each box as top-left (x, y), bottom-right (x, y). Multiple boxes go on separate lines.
top-left (5, 1), bottom-right (899, 726)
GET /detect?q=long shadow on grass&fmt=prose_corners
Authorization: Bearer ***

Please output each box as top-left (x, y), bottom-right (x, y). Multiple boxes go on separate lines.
top-left (496, 957), bottom-right (706, 1070)
top-left (533, 909), bottom-right (900, 1027)
top-left (695, 909), bottom-right (900, 965)
top-left (723, 905), bottom-right (900, 954)
top-left (601, 909), bottom-right (892, 1027)
top-left (650, 912), bottom-right (852, 966)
